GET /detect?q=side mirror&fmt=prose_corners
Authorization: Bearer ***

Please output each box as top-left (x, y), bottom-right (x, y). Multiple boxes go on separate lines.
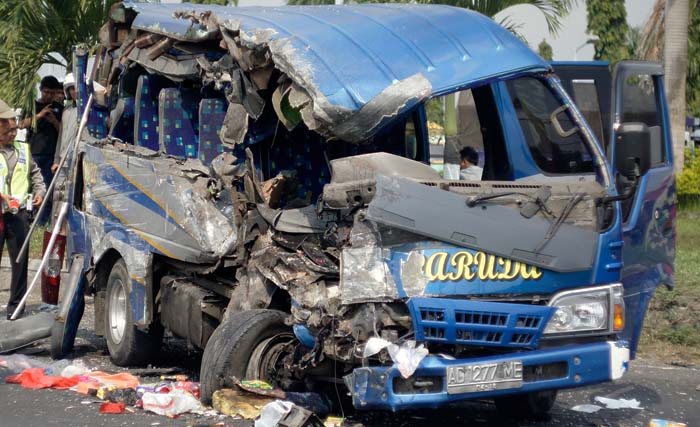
top-left (615, 122), bottom-right (653, 178)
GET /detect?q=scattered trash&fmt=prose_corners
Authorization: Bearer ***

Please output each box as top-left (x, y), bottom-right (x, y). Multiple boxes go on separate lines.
top-left (103, 388), bottom-right (139, 406)
top-left (142, 389), bottom-right (204, 417)
top-left (387, 341), bottom-right (429, 379)
top-left (362, 338), bottom-right (428, 378)
top-left (571, 404), bottom-right (604, 413)
top-left (0, 354), bottom-right (47, 373)
top-left (213, 389), bottom-right (274, 419)
top-left (160, 374), bottom-right (189, 381)
top-left (174, 381), bottom-right (201, 399)
top-left (649, 420), bottom-right (687, 427)
top-left (99, 402), bottom-right (127, 414)
top-left (76, 371), bottom-right (139, 395)
top-left (323, 416), bottom-right (344, 427)
top-left (233, 377), bottom-right (330, 415)
top-left (5, 368), bottom-right (79, 389)
top-left (59, 359), bottom-right (89, 378)
top-left (594, 396), bottom-right (643, 409)
top-left (255, 400), bottom-right (294, 427)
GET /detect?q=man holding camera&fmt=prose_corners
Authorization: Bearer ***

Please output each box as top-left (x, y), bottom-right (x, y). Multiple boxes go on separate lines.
top-left (0, 99), bottom-right (46, 320)
top-left (20, 76), bottom-right (62, 225)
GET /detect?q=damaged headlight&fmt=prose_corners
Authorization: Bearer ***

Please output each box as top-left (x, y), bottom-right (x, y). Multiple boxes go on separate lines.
top-left (544, 284), bottom-right (624, 336)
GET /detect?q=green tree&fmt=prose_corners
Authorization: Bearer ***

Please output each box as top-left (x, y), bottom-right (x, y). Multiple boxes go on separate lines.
top-left (0, 0), bottom-right (119, 114)
top-left (538, 39), bottom-right (554, 60)
top-left (189, 0), bottom-right (238, 5)
top-left (586, 0), bottom-right (631, 63)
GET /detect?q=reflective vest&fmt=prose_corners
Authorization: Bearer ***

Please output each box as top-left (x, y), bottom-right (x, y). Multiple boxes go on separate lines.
top-left (0, 141), bottom-right (31, 203)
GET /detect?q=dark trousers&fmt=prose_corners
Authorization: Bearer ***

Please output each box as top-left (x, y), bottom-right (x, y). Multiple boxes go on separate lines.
top-left (33, 154), bottom-right (54, 225)
top-left (1, 210), bottom-right (30, 316)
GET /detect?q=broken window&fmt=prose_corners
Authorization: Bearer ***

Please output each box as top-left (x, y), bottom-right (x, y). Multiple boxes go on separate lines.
top-left (426, 85), bottom-right (509, 181)
top-left (506, 77), bottom-right (595, 175)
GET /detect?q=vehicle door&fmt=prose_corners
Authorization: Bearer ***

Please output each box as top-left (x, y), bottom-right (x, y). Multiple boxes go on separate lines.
top-left (610, 62), bottom-right (675, 357)
top-left (554, 61), bottom-right (676, 357)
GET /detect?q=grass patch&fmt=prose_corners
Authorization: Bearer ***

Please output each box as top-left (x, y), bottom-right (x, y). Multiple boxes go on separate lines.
top-left (29, 225), bottom-right (47, 259)
top-left (639, 211), bottom-right (700, 362)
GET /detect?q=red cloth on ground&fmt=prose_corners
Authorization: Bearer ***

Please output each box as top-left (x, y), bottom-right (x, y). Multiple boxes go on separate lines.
top-left (5, 368), bottom-right (80, 389)
top-left (99, 402), bottom-right (126, 414)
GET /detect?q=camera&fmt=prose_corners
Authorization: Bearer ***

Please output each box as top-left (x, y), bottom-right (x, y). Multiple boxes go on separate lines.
top-left (50, 101), bottom-right (64, 116)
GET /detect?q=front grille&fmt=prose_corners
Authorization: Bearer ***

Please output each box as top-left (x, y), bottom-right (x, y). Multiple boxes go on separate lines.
top-left (409, 298), bottom-right (555, 349)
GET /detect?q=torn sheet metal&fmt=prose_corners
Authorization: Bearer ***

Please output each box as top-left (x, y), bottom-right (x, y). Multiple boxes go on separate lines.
top-left (366, 175), bottom-right (598, 272)
top-left (120, 1), bottom-right (550, 142)
top-left (0, 313), bottom-right (54, 353)
top-left (127, 46), bottom-right (199, 81)
top-left (82, 143), bottom-right (238, 261)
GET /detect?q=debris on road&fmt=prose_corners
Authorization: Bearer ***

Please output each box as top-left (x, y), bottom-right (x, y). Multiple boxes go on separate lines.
top-left (213, 389), bottom-right (274, 419)
top-left (5, 367), bottom-right (79, 389)
top-left (570, 404), bottom-right (604, 413)
top-left (142, 389), bottom-right (205, 417)
top-left (649, 420), bottom-right (688, 427)
top-left (99, 402), bottom-right (127, 414)
top-left (594, 396), bottom-right (643, 410)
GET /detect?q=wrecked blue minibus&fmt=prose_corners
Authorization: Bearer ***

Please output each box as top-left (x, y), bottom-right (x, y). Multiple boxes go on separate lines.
top-left (47, 1), bottom-right (676, 416)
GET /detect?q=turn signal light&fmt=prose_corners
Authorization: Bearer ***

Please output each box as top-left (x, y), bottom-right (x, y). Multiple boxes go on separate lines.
top-left (613, 303), bottom-right (624, 331)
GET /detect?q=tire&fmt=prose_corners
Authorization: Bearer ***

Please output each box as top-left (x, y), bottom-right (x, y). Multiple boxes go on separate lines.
top-left (104, 259), bottom-right (162, 366)
top-left (200, 309), bottom-right (295, 404)
top-left (495, 390), bottom-right (558, 418)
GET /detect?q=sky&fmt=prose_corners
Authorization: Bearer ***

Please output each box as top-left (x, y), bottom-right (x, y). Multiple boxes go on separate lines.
top-left (41, 0), bottom-right (657, 80)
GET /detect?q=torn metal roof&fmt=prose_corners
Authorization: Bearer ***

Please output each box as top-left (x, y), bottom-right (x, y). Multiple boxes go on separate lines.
top-left (122, 1), bottom-right (550, 123)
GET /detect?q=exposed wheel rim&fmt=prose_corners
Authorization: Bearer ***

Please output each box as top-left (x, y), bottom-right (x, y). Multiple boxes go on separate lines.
top-left (108, 278), bottom-right (128, 345)
top-left (245, 332), bottom-right (296, 385)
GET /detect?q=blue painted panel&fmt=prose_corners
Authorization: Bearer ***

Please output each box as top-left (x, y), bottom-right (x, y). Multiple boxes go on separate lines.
top-left (198, 98), bottom-right (227, 165)
top-left (122, 2), bottom-right (549, 113)
top-left (159, 88), bottom-right (201, 158)
top-left (73, 49), bottom-right (89, 119)
top-left (87, 105), bottom-right (109, 139)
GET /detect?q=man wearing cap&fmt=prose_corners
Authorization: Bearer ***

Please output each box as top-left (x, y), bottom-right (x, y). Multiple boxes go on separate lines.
top-left (0, 99), bottom-right (46, 320)
top-left (20, 75), bottom-right (62, 225)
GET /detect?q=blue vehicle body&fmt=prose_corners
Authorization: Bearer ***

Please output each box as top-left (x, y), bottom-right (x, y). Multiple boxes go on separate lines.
top-left (55, 3), bottom-right (675, 413)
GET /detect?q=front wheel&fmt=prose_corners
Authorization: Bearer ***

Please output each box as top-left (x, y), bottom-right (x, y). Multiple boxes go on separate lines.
top-left (494, 390), bottom-right (558, 418)
top-left (200, 309), bottom-right (296, 404)
top-left (104, 259), bottom-right (162, 366)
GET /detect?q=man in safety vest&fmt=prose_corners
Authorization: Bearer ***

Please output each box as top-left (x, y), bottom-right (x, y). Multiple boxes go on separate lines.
top-left (0, 99), bottom-right (46, 320)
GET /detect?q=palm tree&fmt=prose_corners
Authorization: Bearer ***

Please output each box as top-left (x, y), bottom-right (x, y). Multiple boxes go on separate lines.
top-left (639, 0), bottom-right (695, 171)
top-left (0, 0), bottom-right (119, 115)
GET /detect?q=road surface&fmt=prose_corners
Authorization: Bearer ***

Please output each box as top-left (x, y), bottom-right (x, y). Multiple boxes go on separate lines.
top-left (1, 267), bottom-right (698, 427)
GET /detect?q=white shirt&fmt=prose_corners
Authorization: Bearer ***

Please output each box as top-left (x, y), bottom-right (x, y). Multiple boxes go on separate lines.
top-left (459, 165), bottom-right (483, 181)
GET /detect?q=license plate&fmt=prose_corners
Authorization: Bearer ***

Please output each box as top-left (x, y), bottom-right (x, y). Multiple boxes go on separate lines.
top-left (446, 360), bottom-right (523, 394)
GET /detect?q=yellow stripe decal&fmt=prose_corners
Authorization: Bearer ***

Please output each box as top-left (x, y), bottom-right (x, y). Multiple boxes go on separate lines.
top-left (93, 192), bottom-right (177, 259)
top-left (104, 157), bottom-right (185, 227)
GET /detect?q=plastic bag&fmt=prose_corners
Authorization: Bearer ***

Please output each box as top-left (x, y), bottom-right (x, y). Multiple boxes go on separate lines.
top-left (60, 359), bottom-right (89, 378)
top-left (141, 389), bottom-right (204, 417)
top-left (387, 341), bottom-right (429, 379)
top-left (0, 354), bottom-right (47, 373)
top-left (255, 400), bottom-right (294, 427)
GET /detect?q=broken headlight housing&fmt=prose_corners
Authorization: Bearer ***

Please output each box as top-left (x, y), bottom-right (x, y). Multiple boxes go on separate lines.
top-left (544, 284), bottom-right (624, 336)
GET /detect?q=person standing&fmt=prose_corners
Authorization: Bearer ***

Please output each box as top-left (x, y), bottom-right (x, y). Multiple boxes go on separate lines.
top-left (0, 99), bottom-right (46, 320)
top-left (20, 75), bottom-right (62, 224)
top-left (52, 73), bottom-right (78, 174)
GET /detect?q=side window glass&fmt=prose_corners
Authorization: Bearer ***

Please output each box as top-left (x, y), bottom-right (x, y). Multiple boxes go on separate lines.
top-left (426, 89), bottom-right (485, 180)
top-left (619, 74), bottom-right (665, 166)
top-left (506, 77), bottom-right (595, 174)
top-left (571, 79), bottom-right (605, 149)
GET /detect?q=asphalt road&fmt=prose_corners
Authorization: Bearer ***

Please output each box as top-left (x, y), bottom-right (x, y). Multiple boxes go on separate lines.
top-left (1, 267), bottom-right (699, 427)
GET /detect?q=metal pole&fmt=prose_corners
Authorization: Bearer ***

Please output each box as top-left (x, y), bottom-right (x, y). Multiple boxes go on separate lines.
top-left (11, 202), bottom-right (69, 320)
top-left (15, 95), bottom-right (93, 264)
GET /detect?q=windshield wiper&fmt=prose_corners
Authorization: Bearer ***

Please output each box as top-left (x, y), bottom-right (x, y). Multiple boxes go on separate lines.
top-left (466, 186), bottom-right (554, 218)
top-left (533, 193), bottom-right (585, 254)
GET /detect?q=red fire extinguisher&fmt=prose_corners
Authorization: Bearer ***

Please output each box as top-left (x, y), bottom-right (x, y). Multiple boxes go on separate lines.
top-left (41, 230), bottom-right (66, 305)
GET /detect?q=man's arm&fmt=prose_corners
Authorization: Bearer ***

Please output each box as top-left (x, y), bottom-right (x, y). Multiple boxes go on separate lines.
top-left (30, 157), bottom-right (47, 200)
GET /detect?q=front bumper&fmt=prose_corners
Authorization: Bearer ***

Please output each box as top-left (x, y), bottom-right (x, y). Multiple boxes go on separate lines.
top-left (346, 341), bottom-right (629, 411)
